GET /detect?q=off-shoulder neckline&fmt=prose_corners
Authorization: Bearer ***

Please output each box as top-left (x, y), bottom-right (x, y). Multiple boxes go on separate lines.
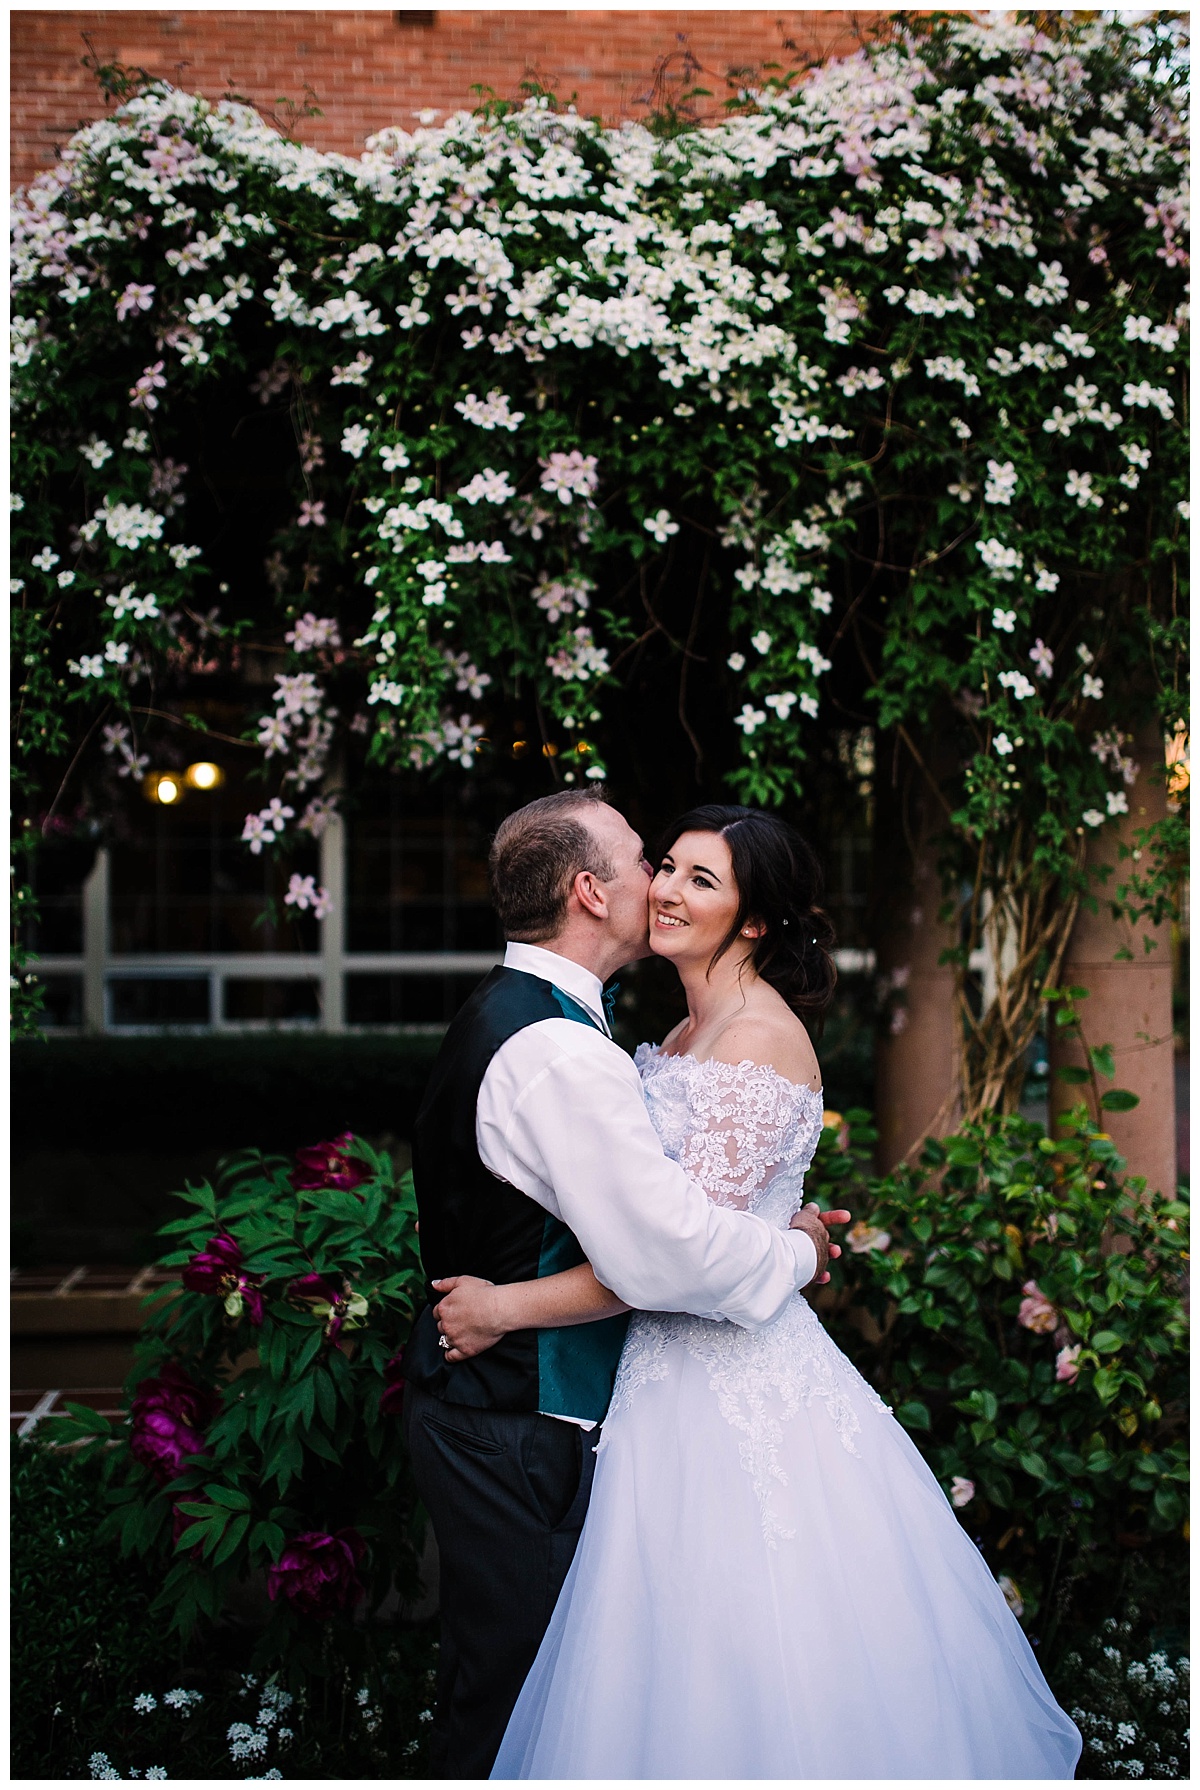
top-left (637, 1042), bottom-right (823, 1103)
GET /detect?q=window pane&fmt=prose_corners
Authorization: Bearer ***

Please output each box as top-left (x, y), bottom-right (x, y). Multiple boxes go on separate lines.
top-left (223, 980), bottom-right (321, 1022)
top-left (109, 977), bottom-right (211, 1026)
top-left (346, 973), bottom-right (482, 1026)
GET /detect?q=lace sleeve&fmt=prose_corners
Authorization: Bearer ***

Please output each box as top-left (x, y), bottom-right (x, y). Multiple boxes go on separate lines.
top-left (673, 1060), bottom-right (811, 1210)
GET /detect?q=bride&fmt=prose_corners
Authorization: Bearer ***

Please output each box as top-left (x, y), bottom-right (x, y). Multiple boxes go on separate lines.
top-left (431, 804), bottom-right (1082, 1779)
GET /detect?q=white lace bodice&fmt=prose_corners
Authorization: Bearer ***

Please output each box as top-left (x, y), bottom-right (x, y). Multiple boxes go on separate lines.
top-left (633, 1042), bottom-right (825, 1216)
top-left (604, 1045), bottom-right (890, 1544)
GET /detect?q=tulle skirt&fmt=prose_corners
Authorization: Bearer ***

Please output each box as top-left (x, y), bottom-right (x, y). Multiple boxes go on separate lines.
top-left (492, 1305), bottom-right (1081, 1780)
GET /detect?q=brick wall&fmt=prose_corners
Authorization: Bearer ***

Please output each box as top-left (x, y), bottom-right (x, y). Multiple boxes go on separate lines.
top-left (11, 9), bottom-right (868, 190)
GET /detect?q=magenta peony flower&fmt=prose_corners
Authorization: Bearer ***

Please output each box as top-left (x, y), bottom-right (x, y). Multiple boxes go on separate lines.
top-left (181, 1229), bottom-right (266, 1325)
top-left (287, 1273), bottom-right (369, 1348)
top-left (290, 1133), bottom-right (370, 1194)
top-left (380, 1351), bottom-right (406, 1416)
top-left (266, 1529), bottom-right (367, 1619)
top-left (129, 1363), bottom-right (220, 1486)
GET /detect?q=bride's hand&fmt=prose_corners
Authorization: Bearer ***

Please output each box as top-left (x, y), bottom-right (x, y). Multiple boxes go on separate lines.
top-left (431, 1275), bottom-right (505, 1361)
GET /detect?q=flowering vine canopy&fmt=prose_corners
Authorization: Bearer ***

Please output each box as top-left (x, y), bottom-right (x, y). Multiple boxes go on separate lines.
top-left (11, 13), bottom-right (1187, 1024)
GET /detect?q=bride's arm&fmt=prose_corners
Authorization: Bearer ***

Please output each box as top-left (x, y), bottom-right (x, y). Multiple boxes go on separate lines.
top-left (431, 1265), bottom-right (629, 1362)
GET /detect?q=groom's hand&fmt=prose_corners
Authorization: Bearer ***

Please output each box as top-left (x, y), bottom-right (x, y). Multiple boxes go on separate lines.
top-left (788, 1203), bottom-right (851, 1286)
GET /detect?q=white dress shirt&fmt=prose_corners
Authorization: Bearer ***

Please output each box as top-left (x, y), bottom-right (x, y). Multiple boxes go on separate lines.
top-left (475, 942), bottom-right (819, 1332)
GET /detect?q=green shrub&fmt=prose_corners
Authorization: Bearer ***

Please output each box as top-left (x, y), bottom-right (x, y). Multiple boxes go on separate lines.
top-left (10, 1437), bottom-right (176, 1776)
top-left (11, 1430), bottom-right (440, 1778)
top-left (809, 1104), bottom-right (1189, 1652)
top-left (48, 1133), bottom-right (428, 1668)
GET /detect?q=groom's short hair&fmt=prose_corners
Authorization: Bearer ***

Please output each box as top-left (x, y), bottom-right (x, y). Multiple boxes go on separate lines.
top-left (490, 787), bottom-right (615, 942)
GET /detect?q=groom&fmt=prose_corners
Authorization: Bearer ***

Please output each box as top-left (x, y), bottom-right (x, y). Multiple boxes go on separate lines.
top-left (402, 787), bottom-right (843, 1778)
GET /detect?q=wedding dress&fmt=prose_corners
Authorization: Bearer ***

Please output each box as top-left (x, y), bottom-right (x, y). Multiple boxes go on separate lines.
top-left (491, 1048), bottom-right (1082, 1780)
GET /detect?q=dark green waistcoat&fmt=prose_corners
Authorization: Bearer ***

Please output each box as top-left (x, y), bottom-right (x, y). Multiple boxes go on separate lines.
top-left (402, 965), bottom-right (630, 1422)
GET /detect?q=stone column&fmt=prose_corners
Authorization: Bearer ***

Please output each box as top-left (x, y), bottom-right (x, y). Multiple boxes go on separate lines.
top-left (1049, 730), bottom-right (1176, 1195)
top-left (872, 732), bottom-right (961, 1171)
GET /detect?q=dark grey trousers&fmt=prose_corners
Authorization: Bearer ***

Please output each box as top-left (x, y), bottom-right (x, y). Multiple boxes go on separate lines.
top-left (403, 1383), bottom-right (598, 1780)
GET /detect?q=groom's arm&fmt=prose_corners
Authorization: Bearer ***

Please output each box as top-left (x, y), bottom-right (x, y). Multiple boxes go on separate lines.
top-left (477, 1020), bottom-right (818, 1330)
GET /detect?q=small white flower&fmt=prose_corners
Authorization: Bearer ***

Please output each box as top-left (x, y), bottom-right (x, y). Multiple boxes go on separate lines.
top-left (950, 1477), bottom-right (975, 1508)
top-left (727, 652), bottom-right (746, 672)
top-left (1077, 643), bottom-right (1094, 666)
top-left (1065, 470), bottom-right (1102, 510)
top-left (80, 435), bottom-right (114, 469)
top-left (1082, 809), bottom-right (1104, 827)
top-left (992, 608), bottom-right (1016, 633)
top-left (341, 424), bottom-right (371, 458)
top-left (379, 443), bottom-right (410, 472)
top-left (123, 427), bottom-right (150, 451)
top-left (1034, 566), bottom-right (1060, 592)
top-left (643, 509), bottom-right (680, 544)
top-left (994, 733), bottom-right (1013, 756)
top-left (1106, 789), bottom-right (1128, 816)
top-left (998, 670), bottom-right (1036, 701)
top-left (764, 691), bottom-right (798, 719)
top-left (798, 692), bottom-right (819, 718)
top-left (1178, 499), bottom-right (1191, 521)
top-left (734, 704), bottom-right (766, 735)
top-left (32, 546), bottom-right (60, 571)
top-left (57, 569), bottom-right (76, 587)
top-left (810, 588), bottom-right (834, 614)
top-left (1082, 674), bottom-right (1104, 700)
top-left (751, 630), bottom-right (773, 654)
top-left (984, 460), bottom-right (1017, 506)
top-left (134, 1693), bottom-right (158, 1714)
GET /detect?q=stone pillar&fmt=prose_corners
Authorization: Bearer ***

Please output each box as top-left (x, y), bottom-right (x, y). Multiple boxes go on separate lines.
top-left (872, 733), bottom-right (961, 1171)
top-left (1049, 730), bottom-right (1176, 1195)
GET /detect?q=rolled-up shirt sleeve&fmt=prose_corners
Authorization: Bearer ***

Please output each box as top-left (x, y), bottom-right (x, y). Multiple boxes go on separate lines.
top-left (477, 1020), bottom-right (817, 1330)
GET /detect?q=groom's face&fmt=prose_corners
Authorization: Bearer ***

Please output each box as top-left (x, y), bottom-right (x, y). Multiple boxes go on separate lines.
top-left (582, 804), bottom-right (655, 961)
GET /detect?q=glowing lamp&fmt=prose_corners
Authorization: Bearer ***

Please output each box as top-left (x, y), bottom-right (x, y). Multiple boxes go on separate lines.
top-left (185, 761), bottom-right (224, 790)
top-left (146, 772), bottom-right (182, 805)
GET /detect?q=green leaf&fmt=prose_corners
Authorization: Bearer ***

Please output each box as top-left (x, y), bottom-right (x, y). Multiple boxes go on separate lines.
top-left (1055, 1066), bottom-right (1091, 1085)
top-left (212, 1511), bottom-right (251, 1566)
top-left (203, 1483), bottom-right (252, 1510)
top-left (1090, 1330), bottom-right (1123, 1354)
top-left (895, 1401), bottom-right (931, 1431)
top-left (1100, 1088), bottom-right (1140, 1112)
top-left (1018, 1450), bottom-right (1049, 1479)
top-left (1088, 1044), bottom-right (1116, 1081)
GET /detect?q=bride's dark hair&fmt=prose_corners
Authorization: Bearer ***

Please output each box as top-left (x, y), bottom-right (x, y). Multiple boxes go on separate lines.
top-left (661, 805), bottom-right (837, 1034)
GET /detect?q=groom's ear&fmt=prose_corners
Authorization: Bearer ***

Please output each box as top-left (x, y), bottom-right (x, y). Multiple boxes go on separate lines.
top-left (571, 868), bottom-right (608, 920)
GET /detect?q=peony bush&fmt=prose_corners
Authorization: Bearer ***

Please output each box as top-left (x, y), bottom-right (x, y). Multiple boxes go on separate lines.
top-left (50, 1133), bottom-right (425, 1664)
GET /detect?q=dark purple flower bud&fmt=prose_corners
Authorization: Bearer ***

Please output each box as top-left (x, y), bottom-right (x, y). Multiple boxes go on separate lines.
top-left (266, 1529), bottom-right (367, 1619)
top-left (290, 1133), bottom-right (371, 1194)
top-left (380, 1351), bottom-right (406, 1417)
top-left (129, 1363), bottom-right (220, 1486)
top-left (286, 1274), bottom-right (368, 1348)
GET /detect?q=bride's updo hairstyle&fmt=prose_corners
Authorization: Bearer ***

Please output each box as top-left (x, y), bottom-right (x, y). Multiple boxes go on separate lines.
top-left (663, 804), bottom-right (838, 1034)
